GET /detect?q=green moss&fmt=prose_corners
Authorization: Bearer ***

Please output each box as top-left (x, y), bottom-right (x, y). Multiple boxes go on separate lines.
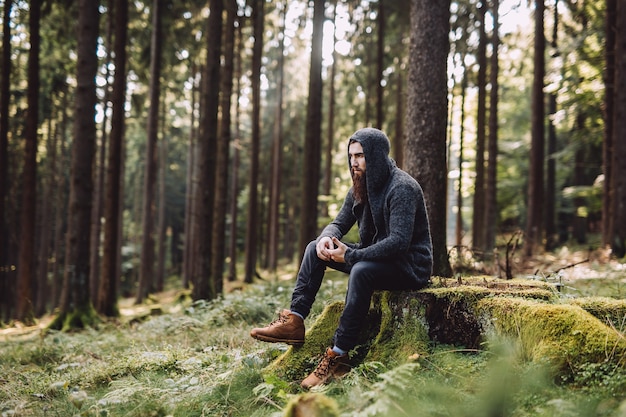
top-left (568, 297), bottom-right (626, 330)
top-left (265, 301), bottom-right (344, 382)
top-left (478, 297), bottom-right (626, 376)
top-left (283, 393), bottom-right (340, 417)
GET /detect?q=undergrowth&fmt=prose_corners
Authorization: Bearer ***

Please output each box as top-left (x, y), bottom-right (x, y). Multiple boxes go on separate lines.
top-left (1, 269), bottom-right (625, 416)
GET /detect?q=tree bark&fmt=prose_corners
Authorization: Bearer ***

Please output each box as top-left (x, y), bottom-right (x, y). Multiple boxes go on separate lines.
top-left (244, 0), bottom-right (264, 283)
top-left (0, 0), bottom-right (12, 321)
top-left (472, 1), bottom-right (487, 254)
top-left (297, 0), bottom-right (325, 259)
top-left (16, 0), bottom-right (42, 324)
top-left (404, 0), bottom-right (452, 277)
top-left (98, 0), bottom-right (128, 317)
top-left (484, 0), bottom-right (500, 254)
top-left (611, 0), bottom-right (626, 257)
top-left (137, 0), bottom-right (163, 304)
top-left (267, 4), bottom-right (286, 273)
top-left (53, 0), bottom-right (100, 329)
top-left (192, 0), bottom-right (222, 298)
top-left (524, 0), bottom-right (546, 257)
top-left (602, 0), bottom-right (616, 247)
top-left (211, 0), bottom-right (236, 291)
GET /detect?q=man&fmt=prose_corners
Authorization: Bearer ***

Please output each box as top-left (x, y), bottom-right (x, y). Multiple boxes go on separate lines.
top-left (251, 127), bottom-right (433, 389)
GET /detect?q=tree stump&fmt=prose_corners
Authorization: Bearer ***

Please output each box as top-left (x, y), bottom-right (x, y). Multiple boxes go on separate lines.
top-left (266, 276), bottom-right (626, 384)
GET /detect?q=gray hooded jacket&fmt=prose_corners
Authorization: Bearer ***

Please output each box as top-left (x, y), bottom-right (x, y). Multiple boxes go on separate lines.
top-left (317, 128), bottom-right (433, 284)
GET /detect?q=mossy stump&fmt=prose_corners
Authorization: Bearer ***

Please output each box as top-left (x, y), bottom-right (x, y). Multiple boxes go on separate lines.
top-left (265, 276), bottom-right (626, 384)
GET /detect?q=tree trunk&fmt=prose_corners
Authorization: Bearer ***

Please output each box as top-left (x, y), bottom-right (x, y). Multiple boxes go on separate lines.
top-left (611, 0), bottom-right (626, 257)
top-left (35, 116), bottom-right (57, 315)
top-left (90, 0), bottom-right (114, 304)
top-left (16, 0), bottom-right (41, 324)
top-left (602, 0), bottom-right (616, 247)
top-left (404, 0), bottom-right (452, 277)
top-left (228, 21), bottom-right (243, 282)
top-left (484, 0), bottom-right (500, 254)
top-left (52, 0), bottom-right (100, 330)
top-left (297, 0), bottom-right (324, 259)
top-left (244, 0), bottom-right (264, 283)
top-left (524, 0), bottom-right (546, 257)
top-left (472, 1), bottom-right (487, 254)
top-left (0, 0), bottom-right (12, 321)
top-left (393, 71), bottom-right (404, 168)
top-left (137, 0), bottom-right (163, 304)
top-left (211, 0), bottom-right (236, 291)
top-left (98, 0), bottom-right (128, 317)
top-left (544, 0), bottom-right (559, 251)
top-left (456, 64), bottom-right (467, 248)
top-left (192, 0), bottom-right (222, 298)
top-left (267, 4), bottom-right (286, 273)
top-left (376, 0), bottom-right (385, 129)
top-left (156, 124), bottom-right (167, 292)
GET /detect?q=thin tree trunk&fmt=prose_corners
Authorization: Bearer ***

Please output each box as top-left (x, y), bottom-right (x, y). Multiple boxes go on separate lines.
top-left (602, 0), bottom-right (616, 247)
top-left (322, 0), bottom-right (337, 219)
top-left (472, 1), bottom-right (487, 254)
top-left (16, 0), bottom-right (42, 323)
top-left (484, 0), bottom-right (500, 254)
top-left (393, 71), bottom-right (404, 168)
top-left (182, 66), bottom-right (199, 288)
top-left (244, 0), bottom-right (264, 283)
top-left (611, 0), bottom-right (626, 257)
top-left (524, 0), bottom-right (546, 257)
top-left (35, 115), bottom-right (57, 315)
top-left (156, 123), bottom-right (167, 292)
top-left (98, 0), bottom-right (128, 317)
top-left (267, 3), bottom-right (286, 273)
top-left (193, 0), bottom-right (222, 299)
top-left (456, 66), bottom-right (467, 248)
top-left (90, 0), bottom-right (113, 304)
top-left (228, 21), bottom-right (243, 282)
top-left (376, 0), bottom-right (385, 129)
top-left (211, 0), bottom-right (236, 291)
top-left (545, 0), bottom-right (559, 251)
top-left (137, 0), bottom-right (163, 304)
top-left (297, 0), bottom-right (324, 258)
top-left (53, 0), bottom-right (100, 329)
top-left (0, 0), bottom-right (12, 321)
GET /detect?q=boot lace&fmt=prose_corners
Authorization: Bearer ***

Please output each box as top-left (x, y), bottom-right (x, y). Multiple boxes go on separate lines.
top-left (313, 352), bottom-right (337, 379)
top-left (269, 312), bottom-right (289, 327)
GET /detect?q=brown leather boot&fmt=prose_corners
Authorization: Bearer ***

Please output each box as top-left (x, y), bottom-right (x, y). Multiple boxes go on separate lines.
top-left (300, 347), bottom-right (350, 389)
top-left (250, 309), bottom-right (305, 345)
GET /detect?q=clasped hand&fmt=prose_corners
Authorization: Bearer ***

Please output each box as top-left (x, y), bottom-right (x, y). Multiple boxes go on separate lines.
top-left (316, 236), bottom-right (347, 263)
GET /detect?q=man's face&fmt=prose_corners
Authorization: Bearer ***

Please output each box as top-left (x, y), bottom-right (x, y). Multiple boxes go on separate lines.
top-left (349, 141), bottom-right (366, 177)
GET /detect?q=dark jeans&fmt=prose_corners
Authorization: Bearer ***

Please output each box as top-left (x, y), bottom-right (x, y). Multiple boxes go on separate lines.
top-left (290, 240), bottom-right (426, 352)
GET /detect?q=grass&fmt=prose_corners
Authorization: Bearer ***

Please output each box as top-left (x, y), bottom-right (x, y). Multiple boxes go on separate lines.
top-left (1, 257), bottom-right (626, 417)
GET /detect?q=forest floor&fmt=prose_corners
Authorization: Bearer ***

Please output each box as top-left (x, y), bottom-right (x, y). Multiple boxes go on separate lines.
top-left (1, 242), bottom-right (626, 417)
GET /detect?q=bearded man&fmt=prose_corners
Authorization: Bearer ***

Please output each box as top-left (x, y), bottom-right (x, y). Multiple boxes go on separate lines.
top-left (251, 127), bottom-right (433, 389)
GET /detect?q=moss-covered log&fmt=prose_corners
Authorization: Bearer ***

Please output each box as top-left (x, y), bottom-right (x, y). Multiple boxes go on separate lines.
top-left (266, 276), bottom-right (626, 384)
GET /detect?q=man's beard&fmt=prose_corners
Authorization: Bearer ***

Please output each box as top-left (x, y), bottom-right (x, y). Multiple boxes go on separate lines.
top-left (352, 170), bottom-right (367, 203)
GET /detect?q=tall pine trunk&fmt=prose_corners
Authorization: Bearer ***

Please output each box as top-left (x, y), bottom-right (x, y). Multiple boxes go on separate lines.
top-left (524, 0), bottom-right (546, 257)
top-left (244, 0), bottom-right (264, 283)
top-left (484, 0), bottom-right (500, 254)
top-left (53, 0), bottom-right (100, 329)
top-left (98, 0), bottom-right (128, 317)
top-left (297, 0), bottom-right (324, 258)
top-left (137, 0), bottom-right (163, 304)
top-left (192, 0), bottom-right (222, 298)
top-left (211, 0), bottom-right (236, 290)
top-left (472, 1), bottom-right (487, 254)
top-left (405, 0), bottom-right (451, 277)
top-left (603, 0), bottom-right (616, 247)
top-left (16, 0), bottom-right (41, 323)
top-left (0, 0), bottom-right (12, 321)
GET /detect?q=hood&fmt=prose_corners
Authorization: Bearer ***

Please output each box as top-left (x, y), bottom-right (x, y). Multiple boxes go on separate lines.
top-left (347, 128), bottom-right (394, 196)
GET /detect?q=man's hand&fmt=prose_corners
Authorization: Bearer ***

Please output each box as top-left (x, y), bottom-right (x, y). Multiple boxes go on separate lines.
top-left (316, 236), bottom-right (334, 261)
top-left (327, 237), bottom-right (347, 263)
